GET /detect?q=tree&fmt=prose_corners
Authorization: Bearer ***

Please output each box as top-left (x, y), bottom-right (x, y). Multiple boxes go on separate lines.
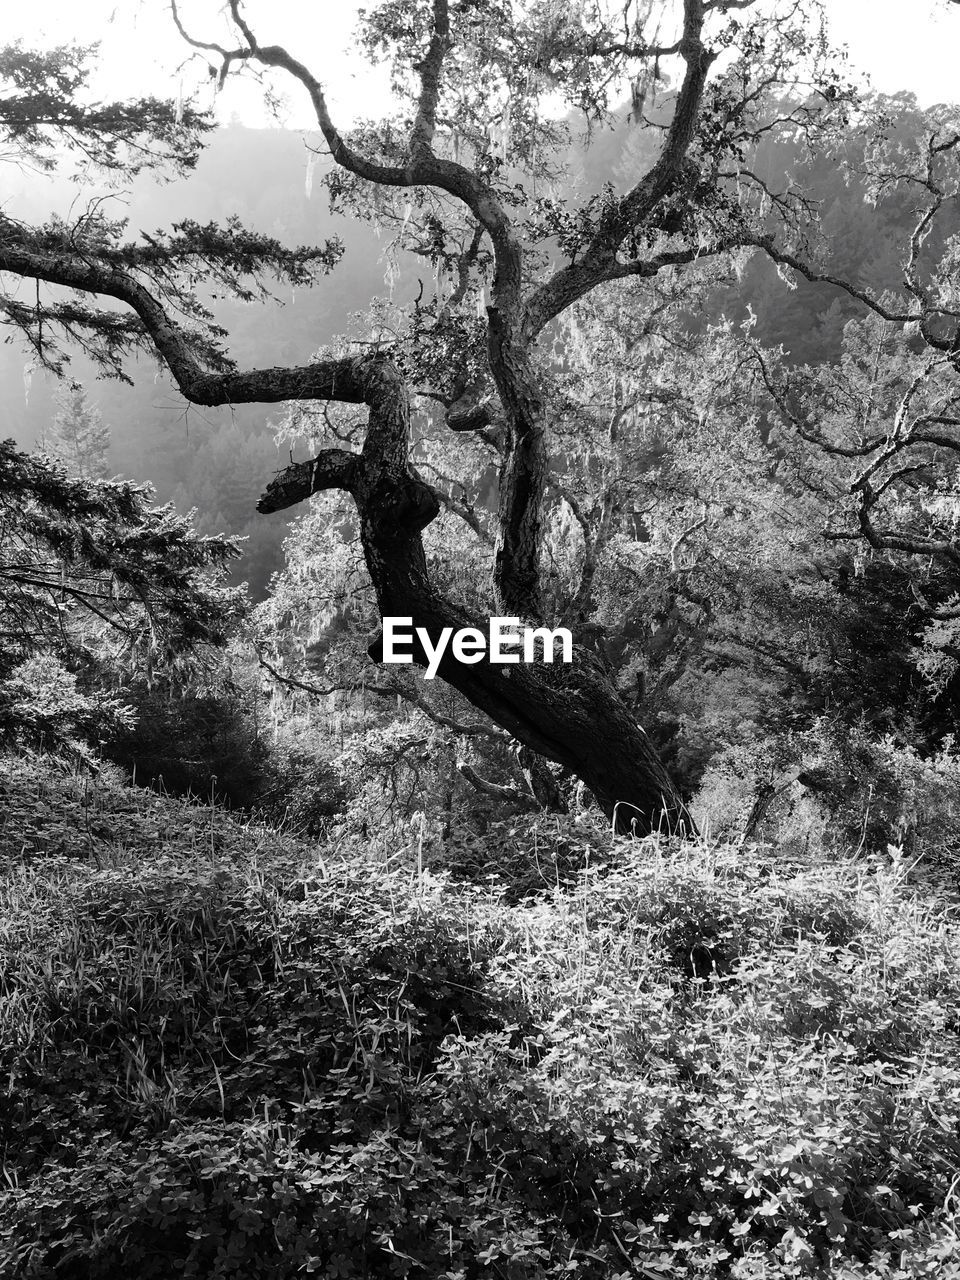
top-left (0, 1), bottom-right (881, 831)
top-left (742, 105), bottom-right (960, 705)
top-left (0, 439), bottom-right (243, 752)
top-left (45, 383), bottom-right (111, 479)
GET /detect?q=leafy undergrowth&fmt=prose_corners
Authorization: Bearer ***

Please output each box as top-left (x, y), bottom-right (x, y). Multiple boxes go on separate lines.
top-left (1, 757), bottom-right (960, 1277)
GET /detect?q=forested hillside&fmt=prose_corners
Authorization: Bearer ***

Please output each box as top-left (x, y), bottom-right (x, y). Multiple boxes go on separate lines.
top-left (1, 100), bottom-right (936, 599)
top-left (4, 0), bottom-right (960, 1275)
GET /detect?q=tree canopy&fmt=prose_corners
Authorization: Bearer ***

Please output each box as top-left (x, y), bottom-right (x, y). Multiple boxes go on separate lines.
top-left (4, 0), bottom-right (960, 830)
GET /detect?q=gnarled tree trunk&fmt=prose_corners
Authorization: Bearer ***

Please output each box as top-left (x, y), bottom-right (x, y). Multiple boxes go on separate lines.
top-left (258, 356), bottom-right (693, 836)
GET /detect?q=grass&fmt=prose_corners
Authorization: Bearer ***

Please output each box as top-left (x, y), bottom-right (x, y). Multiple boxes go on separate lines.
top-left (0, 753), bottom-right (959, 1277)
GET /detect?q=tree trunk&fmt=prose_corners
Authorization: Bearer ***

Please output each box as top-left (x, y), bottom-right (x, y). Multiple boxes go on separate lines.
top-left (487, 306), bottom-right (548, 616)
top-left (258, 356), bottom-right (695, 838)
top-left (516, 746), bottom-right (568, 813)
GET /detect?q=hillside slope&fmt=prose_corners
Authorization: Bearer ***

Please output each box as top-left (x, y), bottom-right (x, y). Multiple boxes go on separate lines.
top-left (0, 755), bottom-right (959, 1278)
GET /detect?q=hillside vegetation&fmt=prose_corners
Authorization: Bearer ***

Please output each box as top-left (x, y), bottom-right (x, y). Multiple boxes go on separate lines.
top-left (1, 755), bottom-right (959, 1279)
top-left (6, 8), bottom-right (960, 1276)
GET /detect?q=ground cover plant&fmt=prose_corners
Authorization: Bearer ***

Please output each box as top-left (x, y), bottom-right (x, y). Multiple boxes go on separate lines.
top-left (1, 755), bottom-right (960, 1279)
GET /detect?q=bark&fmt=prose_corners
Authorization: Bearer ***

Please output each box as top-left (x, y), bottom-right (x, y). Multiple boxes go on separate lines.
top-left (487, 307), bottom-right (548, 615)
top-left (456, 762), bottom-right (541, 813)
top-left (516, 747), bottom-right (568, 814)
top-left (741, 768), bottom-right (803, 841)
top-left (258, 356), bottom-right (694, 837)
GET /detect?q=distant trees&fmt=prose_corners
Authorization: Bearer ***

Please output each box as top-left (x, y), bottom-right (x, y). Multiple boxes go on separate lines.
top-left (171, 423), bottom-right (288, 597)
top-left (44, 385), bottom-right (111, 480)
top-left (4, 1), bottom-right (960, 827)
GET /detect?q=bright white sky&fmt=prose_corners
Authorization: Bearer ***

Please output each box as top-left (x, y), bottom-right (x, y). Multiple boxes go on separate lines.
top-left (4, 0), bottom-right (959, 126)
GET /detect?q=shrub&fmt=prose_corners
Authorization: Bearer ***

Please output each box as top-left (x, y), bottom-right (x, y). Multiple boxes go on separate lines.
top-left (105, 674), bottom-right (270, 808)
top-left (2, 758), bottom-right (960, 1278)
top-left (433, 808), bottom-right (614, 901)
top-left (0, 655), bottom-right (134, 759)
top-left (256, 748), bottom-right (350, 836)
top-left (694, 720), bottom-right (960, 881)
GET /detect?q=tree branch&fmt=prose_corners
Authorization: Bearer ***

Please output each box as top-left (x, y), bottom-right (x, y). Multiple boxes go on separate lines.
top-left (257, 449), bottom-right (359, 513)
top-left (456, 761), bottom-right (541, 811)
top-left (525, 0), bottom-right (717, 337)
top-left (410, 0), bottom-right (452, 158)
top-left (749, 237), bottom-right (916, 324)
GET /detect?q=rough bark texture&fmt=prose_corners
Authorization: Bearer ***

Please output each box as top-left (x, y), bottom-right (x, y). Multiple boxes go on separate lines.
top-left (258, 357), bottom-right (694, 836)
top-left (486, 308), bottom-right (548, 615)
top-left (517, 747), bottom-right (568, 813)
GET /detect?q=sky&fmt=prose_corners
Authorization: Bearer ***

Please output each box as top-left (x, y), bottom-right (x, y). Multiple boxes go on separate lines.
top-left (8, 1), bottom-right (391, 129)
top-left (4, 0), bottom-right (960, 129)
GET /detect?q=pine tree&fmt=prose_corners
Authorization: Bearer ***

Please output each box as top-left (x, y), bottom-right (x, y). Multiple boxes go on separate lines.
top-left (0, 439), bottom-right (243, 681)
top-left (46, 384), bottom-right (111, 480)
top-left (0, 438), bottom-right (244, 751)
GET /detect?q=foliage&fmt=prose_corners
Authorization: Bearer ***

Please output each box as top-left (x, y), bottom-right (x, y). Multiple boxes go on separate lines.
top-left (433, 808), bottom-right (614, 901)
top-left (695, 719), bottom-right (960, 887)
top-left (104, 667), bottom-right (270, 809)
top-left (0, 439), bottom-right (243, 752)
top-left (0, 655), bottom-right (134, 763)
top-left (0, 39), bottom-right (212, 175)
top-left (255, 743), bottom-right (351, 836)
top-left (1, 757), bottom-right (960, 1276)
top-left (43, 384), bottom-right (111, 481)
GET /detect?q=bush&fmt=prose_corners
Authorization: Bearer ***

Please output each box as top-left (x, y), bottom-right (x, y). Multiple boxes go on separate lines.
top-left (105, 675), bottom-right (270, 808)
top-left (433, 808), bottom-right (614, 901)
top-left (256, 747), bottom-right (350, 836)
top-left (0, 655), bottom-right (134, 759)
top-left (694, 720), bottom-right (960, 883)
top-left (2, 758), bottom-right (960, 1278)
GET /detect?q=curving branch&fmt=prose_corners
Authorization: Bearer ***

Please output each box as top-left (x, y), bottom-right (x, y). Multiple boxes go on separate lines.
top-left (749, 237), bottom-right (917, 325)
top-left (524, 0), bottom-right (717, 338)
top-left (0, 234), bottom-right (379, 406)
top-left (257, 449), bottom-right (360, 513)
top-left (456, 761), bottom-right (541, 811)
